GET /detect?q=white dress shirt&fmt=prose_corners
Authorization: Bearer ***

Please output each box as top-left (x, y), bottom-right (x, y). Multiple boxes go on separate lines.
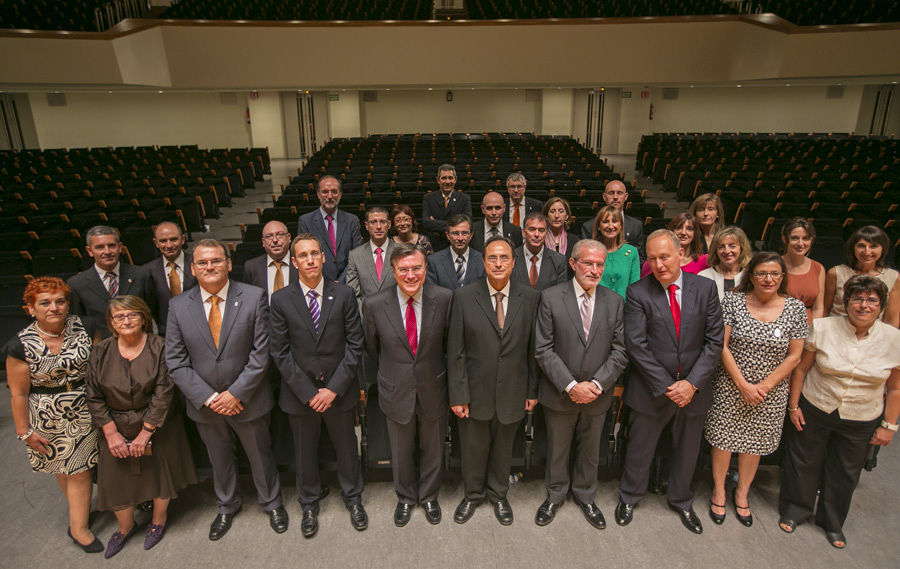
top-left (266, 253), bottom-right (291, 300)
top-left (94, 261), bottom-right (121, 285)
top-left (524, 245), bottom-right (544, 277)
top-left (452, 248), bottom-right (469, 279)
top-left (163, 251), bottom-right (185, 284)
top-left (564, 280), bottom-right (603, 394)
top-left (299, 278), bottom-right (325, 308)
top-left (508, 200), bottom-right (524, 224)
top-left (487, 279), bottom-right (511, 314)
top-left (319, 207), bottom-right (338, 236)
top-left (483, 219), bottom-right (502, 243)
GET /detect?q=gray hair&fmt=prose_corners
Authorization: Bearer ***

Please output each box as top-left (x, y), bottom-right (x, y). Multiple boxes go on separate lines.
top-left (646, 229), bottom-right (681, 252)
top-left (85, 225), bottom-right (120, 246)
top-left (437, 163), bottom-right (456, 177)
top-left (506, 172), bottom-right (527, 186)
top-left (571, 239), bottom-right (607, 261)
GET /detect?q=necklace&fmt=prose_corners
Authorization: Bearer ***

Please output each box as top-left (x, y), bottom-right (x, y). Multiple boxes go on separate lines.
top-left (34, 322), bottom-right (63, 338)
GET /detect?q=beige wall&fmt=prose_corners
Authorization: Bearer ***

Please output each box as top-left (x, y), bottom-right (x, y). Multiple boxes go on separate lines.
top-left (28, 92), bottom-right (252, 149)
top-left (617, 89), bottom-right (653, 154)
top-left (540, 89), bottom-right (574, 136)
top-left (248, 92), bottom-right (285, 158)
top-left (359, 90), bottom-right (540, 135)
top-left (328, 90), bottom-right (362, 138)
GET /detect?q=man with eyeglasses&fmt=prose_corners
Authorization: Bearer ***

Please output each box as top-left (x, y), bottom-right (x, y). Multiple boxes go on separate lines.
top-left (269, 233), bottom-right (367, 538)
top-left (143, 221), bottom-right (196, 336)
top-left (448, 235), bottom-right (541, 526)
top-left (470, 191), bottom-right (523, 253)
top-left (506, 173), bottom-right (543, 227)
top-left (533, 239), bottom-right (628, 529)
top-left (512, 212), bottom-right (568, 291)
top-left (165, 238), bottom-right (287, 541)
top-left (426, 214), bottom-right (486, 290)
top-left (346, 206), bottom-right (397, 307)
top-left (298, 175), bottom-right (363, 283)
top-left (243, 220), bottom-right (297, 304)
top-left (362, 243), bottom-right (452, 526)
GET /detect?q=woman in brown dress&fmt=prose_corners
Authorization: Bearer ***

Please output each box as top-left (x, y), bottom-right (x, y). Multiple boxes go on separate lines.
top-left (85, 295), bottom-right (197, 558)
top-left (781, 218), bottom-right (824, 325)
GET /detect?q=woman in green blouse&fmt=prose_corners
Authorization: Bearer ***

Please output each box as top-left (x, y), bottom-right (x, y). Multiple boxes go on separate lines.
top-left (591, 205), bottom-right (640, 298)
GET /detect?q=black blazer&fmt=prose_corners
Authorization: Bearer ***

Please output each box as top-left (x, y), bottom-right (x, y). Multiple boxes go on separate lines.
top-left (508, 196), bottom-right (544, 224)
top-left (421, 190), bottom-right (473, 249)
top-left (142, 253), bottom-right (197, 336)
top-left (581, 213), bottom-right (645, 257)
top-left (362, 284), bottom-right (452, 424)
top-left (68, 262), bottom-right (157, 338)
top-left (469, 218), bottom-right (524, 252)
top-left (269, 280), bottom-right (364, 415)
top-left (297, 208), bottom-right (362, 283)
top-left (623, 272), bottom-right (724, 417)
top-left (242, 253), bottom-right (299, 298)
top-left (425, 247), bottom-right (486, 290)
top-left (447, 280), bottom-right (540, 424)
top-left (511, 246), bottom-right (568, 291)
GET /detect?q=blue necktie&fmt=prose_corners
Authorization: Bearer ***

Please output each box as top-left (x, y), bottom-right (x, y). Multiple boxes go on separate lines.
top-left (307, 290), bottom-right (320, 333)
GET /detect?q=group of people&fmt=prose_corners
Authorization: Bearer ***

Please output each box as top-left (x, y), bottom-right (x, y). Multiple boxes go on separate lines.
top-left (7, 166), bottom-right (899, 558)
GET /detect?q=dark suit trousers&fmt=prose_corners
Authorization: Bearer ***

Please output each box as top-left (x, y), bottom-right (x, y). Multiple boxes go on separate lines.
top-left (196, 413), bottom-right (283, 514)
top-left (289, 408), bottom-right (363, 507)
top-left (544, 408), bottom-right (605, 505)
top-left (778, 396), bottom-right (879, 532)
top-left (385, 398), bottom-right (446, 504)
top-left (459, 416), bottom-right (519, 502)
top-left (618, 405), bottom-right (704, 509)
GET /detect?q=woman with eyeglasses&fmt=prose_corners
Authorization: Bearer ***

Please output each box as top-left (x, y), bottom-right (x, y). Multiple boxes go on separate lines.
top-left (779, 275), bottom-right (900, 549)
top-left (591, 205), bottom-right (640, 298)
top-left (85, 295), bottom-right (196, 558)
top-left (391, 204), bottom-right (433, 256)
top-left (823, 225), bottom-right (899, 326)
top-left (6, 277), bottom-right (101, 553)
top-left (698, 226), bottom-right (752, 301)
top-left (704, 252), bottom-right (808, 528)
top-left (781, 218), bottom-right (824, 325)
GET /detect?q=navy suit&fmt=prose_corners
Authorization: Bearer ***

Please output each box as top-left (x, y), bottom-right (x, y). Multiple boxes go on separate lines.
top-left (68, 262), bottom-right (158, 338)
top-left (298, 208), bottom-right (363, 282)
top-left (425, 247), bottom-right (486, 290)
top-left (421, 190), bottom-right (473, 251)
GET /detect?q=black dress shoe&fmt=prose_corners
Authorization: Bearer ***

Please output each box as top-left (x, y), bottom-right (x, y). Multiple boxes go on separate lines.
top-left (614, 500), bottom-right (634, 526)
top-left (348, 503), bottom-right (368, 531)
top-left (493, 498), bottom-right (513, 526)
top-left (209, 506), bottom-right (241, 541)
top-left (301, 504), bottom-right (319, 538)
top-left (534, 499), bottom-right (560, 526)
top-left (319, 486), bottom-right (330, 500)
top-left (422, 500), bottom-right (442, 525)
top-left (268, 505), bottom-right (289, 533)
top-left (68, 527), bottom-right (104, 553)
top-left (573, 498), bottom-right (606, 530)
top-left (669, 503), bottom-right (703, 534)
top-left (731, 488), bottom-right (753, 527)
top-left (709, 500), bottom-right (726, 525)
top-left (394, 502), bottom-right (413, 527)
top-left (453, 498), bottom-right (479, 524)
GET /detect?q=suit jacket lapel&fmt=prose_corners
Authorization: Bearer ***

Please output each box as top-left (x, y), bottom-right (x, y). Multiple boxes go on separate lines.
top-left (86, 267), bottom-right (112, 302)
top-left (383, 287), bottom-right (413, 357)
top-left (380, 241), bottom-right (395, 286)
top-left (651, 280), bottom-right (679, 344)
top-left (563, 285), bottom-right (588, 345)
top-left (118, 264), bottom-right (136, 295)
top-left (503, 285), bottom-right (525, 336)
top-left (188, 288), bottom-right (217, 353)
top-left (316, 281), bottom-right (336, 342)
top-left (287, 283), bottom-right (317, 340)
top-left (418, 286), bottom-right (439, 355)
top-left (474, 281), bottom-right (501, 335)
top-left (216, 282), bottom-right (241, 354)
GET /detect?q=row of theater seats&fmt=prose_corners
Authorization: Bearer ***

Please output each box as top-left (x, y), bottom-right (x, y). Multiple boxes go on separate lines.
top-left (750, 0), bottom-right (900, 26)
top-left (468, 0), bottom-right (736, 19)
top-left (161, 0), bottom-right (431, 21)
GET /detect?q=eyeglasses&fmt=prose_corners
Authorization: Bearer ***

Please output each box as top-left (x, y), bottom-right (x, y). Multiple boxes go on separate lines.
top-left (848, 296), bottom-right (881, 306)
top-left (576, 260), bottom-right (605, 270)
top-left (294, 251), bottom-right (322, 261)
top-left (262, 232), bottom-right (290, 241)
top-left (194, 259), bottom-right (227, 268)
top-left (395, 266), bottom-right (425, 276)
top-left (751, 271), bottom-right (783, 280)
top-left (111, 312), bottom-right (142, 323)
top-left (486, 255), bottom-right (513, 264)
top-left (447, 230), bottom-right (471, 237)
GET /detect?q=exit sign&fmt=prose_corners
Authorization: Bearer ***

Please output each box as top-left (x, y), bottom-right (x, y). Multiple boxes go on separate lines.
top-left (328, 94), bottom-right (339, 101)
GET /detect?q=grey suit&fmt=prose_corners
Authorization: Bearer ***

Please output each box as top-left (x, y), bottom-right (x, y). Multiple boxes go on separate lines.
top-left (345, 240), bottom-right (397, 306)
top-left (142, 253), bottom-right (196, 337)
top-left (68, 262), bottom-right (158, 338)
top-left (618, 272), bottom-right (723, 510)
top-left (535, 281), bottom-right (628, 504)
top-left (581, 213), bottom-right (644, 257)
top-left (448, 280), bottom-right (540, 502)
top-left (425, 247), bottom-right (486, 290)
top-left (165, 281), bottom-right (282, 514)
top-left (363, 284), bottom-right (452, 504)
top-left (269, 280), bottom-right (365, 507)
top-left (298, 208), bottom-right (363, 282)
top-left (511, 246), bottom-right (568, 291)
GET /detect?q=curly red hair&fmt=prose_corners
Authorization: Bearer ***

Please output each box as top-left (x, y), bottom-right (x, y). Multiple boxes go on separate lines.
top-left (23, 276), bottom-right (71, 308)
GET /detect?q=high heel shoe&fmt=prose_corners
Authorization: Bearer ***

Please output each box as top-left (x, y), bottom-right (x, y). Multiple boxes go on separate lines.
top-left (67, 527), bottom-right (104, 553)
top-left (709, 499), bottom-right (726, 525)
top-left (731, 488), bottom-right (753, 527)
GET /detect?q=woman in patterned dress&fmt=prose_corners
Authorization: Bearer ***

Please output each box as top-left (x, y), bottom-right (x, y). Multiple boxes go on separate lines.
top-left (391, 204), bottom-right (434, 256)
top-left (5, 277), bottom-right (102, 552)
top-left (704, 252), bottom-right (808, 527)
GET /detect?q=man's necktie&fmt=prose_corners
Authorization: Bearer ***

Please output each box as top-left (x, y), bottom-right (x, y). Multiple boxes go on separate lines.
top-left (272, 260), bottom-right (284, 292)
top-left (668, 283), bottom-right (681, 340)
top-left (513, 202), bottom-right (521, 226)
top-left (326, 214), bottom-right (337, 257)
top-left (167, 261), bottom-right (181, 297)
top-left (455, 255), bottom-right (465, 286)
top-left (106, 272), bottom-right (118, 297)
top-left (443, 194), bottom-right (449, 208)
top-left (405, 297), bottom-right (417, 356)
top-left (580, 291), bottom-right (592, 339)
top-left (494, 291), bottom-right (505, 332)
top-left (529, 256), bottom-right (539, 289)
top-left (490, 226), bottom-right (499, 238)
top-left (375, 247), bottom-right (383, 282)
top-left (307, 290), bottom-right (320, 333)
top-left (208, 295), bottom-right (222, 349)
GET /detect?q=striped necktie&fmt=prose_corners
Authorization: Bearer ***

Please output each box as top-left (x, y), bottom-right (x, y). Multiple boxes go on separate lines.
top-left (455, 254), bottom-right (465, 286)
top-left (307, 290), bottom-right (320, 333)
top-left (106, 272), bottom-right (118, 297)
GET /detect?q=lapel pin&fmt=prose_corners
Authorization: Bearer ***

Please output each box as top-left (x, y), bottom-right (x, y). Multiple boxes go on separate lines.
top-left (234, 301), bottom-right (239, 306)
top-left (327, 296), bottom-right (333, 301)
top-left (128, 278), bottom-right (133, 283)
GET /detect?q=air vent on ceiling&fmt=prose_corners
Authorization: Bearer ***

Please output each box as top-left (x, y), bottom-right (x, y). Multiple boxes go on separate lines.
top-left (47, 93), bottom-right (67, 107)
top-left (362, 91), bottom-right (377, 102)
top-left (826, 86), bottom-right (844, 99)
top-left (219, 93), bottom-right (237, 105)
top-left (662, 88), bottom-right (679, 100)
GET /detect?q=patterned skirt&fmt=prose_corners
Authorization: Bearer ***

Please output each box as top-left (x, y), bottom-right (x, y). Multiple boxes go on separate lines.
top-left (27, 389), bottom-right (99, 475)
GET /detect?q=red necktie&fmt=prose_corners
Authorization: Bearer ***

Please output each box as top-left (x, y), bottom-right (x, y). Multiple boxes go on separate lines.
top-left (326, 214), bottom-right (337, 257)
top-left (375, 247), bottom-right (383, 281)
top-left (513, 202), bottom-right (521, 226)
top-left (405, 297), bottom-right (417, 356)
top-left (668, 283), bottom-right (681, 340)
top-left (529, 256), bottom-right (539, 289)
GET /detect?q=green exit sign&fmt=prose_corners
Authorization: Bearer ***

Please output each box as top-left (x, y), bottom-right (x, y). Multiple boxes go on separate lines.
top-left (622, 91), bottom-right (632, 99)
top-left (328, 94), bottom-right (339, 101)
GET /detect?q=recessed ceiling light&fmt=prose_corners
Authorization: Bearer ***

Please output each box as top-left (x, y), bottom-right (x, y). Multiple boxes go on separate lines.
top-left (736, 84), bottom-right (742, 88)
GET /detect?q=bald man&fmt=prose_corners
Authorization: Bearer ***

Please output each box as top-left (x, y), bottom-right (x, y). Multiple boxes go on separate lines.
top-left (143, 221), bottom-right (197, 336)
top-left (243, 220), bottom-right (298, 302)
top-left (470, 191), bottom-right (523, 253)
top-left (580, 181), bottom-right (644, 256)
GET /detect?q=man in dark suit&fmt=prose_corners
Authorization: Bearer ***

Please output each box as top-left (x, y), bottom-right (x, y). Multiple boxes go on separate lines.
top-left (615, 229), bottom-right (724, 534)
top-left (142, 221), bottom-right (196, 336)
top-left (580, 180), bottom-right (644, 256)
top-left (363, 243), bottom-right (452, 527)
top-left (165, 238), bottom-right (287, 541)
top-left (421, 163), bottom-right (473, 251)
top-left (68, 225), bottom-right (157, 338)
top-left (242, 220), bottom-right (298, 303)
top-left (298, 175), bottom-right (363, 283)
top-left (345, 206), bottom-right (396, 306)
top-left (269, 233), bottom-right (367, 538)
top-left (426, 214), bottom-right (486, 290)
top-left (448, 236), bottom-right (540, 526)
top-left (506, 173), bottom-right (543, 227)
top-left (533, 239), bottom-right (628, 529)
top-left (511, 212), bottom-right (567, 291)
top-left (469, 191), bottom-right (523, 253)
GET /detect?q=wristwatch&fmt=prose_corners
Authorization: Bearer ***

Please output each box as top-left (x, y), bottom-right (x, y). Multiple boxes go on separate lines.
top-left (880, 420), bottom-right (898, 432)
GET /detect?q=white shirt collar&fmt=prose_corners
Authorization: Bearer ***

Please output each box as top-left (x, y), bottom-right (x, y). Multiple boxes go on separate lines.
top-left (95, 262), bottom-right (121, 281)
top-left (657, 270), bottom-right (684, 291)
top-left (200, 279), bottom-right (230, 303)
top-left (487, 278), bottom-right (511, 298)
top-left (369, 240), bottom-right (388, 255)
top-left (573, 278), bottom-right (594, 299)
top-left (451, 247), bottom-right (469, 264)
top-left (166, 251), bottom-right (185, 270)
top-left (397, 285), bottom-right (423, 307)
top-left (267, 253), bottom-right (290, 266)
top-left (299, 278), bottom-right (325, 300)
top-left (524, 245), bottom-right (544, 262)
